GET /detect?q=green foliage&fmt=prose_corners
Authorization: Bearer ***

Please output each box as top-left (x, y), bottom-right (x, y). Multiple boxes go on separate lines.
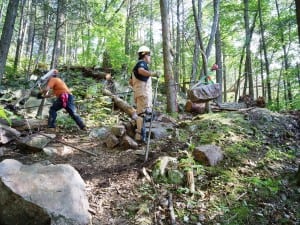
top-left (0, 107), bottom-right (11, 126)
top-left (245, 176), bottom-right (280, 195)
top-left (289, 93), bottom-right (300, 109)
top-left (56, 113), bottom-right (77, 130)
top-left (264, 147), bottom-right (295, 161)
top-left (178, 153), bottom-right (204, 175)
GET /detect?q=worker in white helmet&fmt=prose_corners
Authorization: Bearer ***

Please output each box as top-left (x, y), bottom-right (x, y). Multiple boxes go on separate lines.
top-left (131, 46), bottom-right (160, 141)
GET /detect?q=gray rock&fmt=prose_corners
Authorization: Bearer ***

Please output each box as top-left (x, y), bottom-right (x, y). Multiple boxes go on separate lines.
top-left (0, 159), bottom-right (91, 225)
top-left (193, 145), bottom-right (224, 166)
top-left (17, 133), bottom-right (55, 153)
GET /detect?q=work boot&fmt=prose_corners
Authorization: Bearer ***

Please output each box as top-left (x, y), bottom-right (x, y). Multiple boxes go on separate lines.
top-left (81, 126), bottom-right (88, 131)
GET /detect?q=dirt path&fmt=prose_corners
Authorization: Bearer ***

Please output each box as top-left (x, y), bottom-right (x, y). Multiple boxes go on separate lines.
top-left (1, 131), bottom-right (151, 225)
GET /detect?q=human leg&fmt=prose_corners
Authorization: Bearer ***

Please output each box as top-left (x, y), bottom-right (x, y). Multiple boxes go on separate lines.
top-left (48, 98), bottom-right (63, 128)
top-left (65, 94), bottom-right (86, 129)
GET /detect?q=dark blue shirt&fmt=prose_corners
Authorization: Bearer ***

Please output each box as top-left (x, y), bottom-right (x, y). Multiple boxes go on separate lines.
top-left (133, 60), bottom-right (149, 82)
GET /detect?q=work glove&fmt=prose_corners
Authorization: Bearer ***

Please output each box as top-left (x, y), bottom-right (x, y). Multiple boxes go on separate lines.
top-left (151, 71), bottom-right (161, 78)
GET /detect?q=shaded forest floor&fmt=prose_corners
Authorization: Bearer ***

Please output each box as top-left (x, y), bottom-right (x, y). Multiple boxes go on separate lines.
top-left (1, 108), bottom-right (300, 225)
top-left (1, 71), bottom-right (300, 225)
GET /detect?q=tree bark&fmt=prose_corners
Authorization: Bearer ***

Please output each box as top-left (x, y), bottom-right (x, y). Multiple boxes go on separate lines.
top-left (275, 0), bottom-right (293, 103)
top-left (258, 0), bottom-right (271, 102)
top-left (102, 88), bottom-right (136, 118)
top-left (192, 0), bottom-right (208, 78)
top-left (0, 0), bottom-right (20, 83)
top-left (51, 0), bottom-right (65, 68)
top-left (13, 0), bottom-right (26, 73)
top-left (295, 0), bottom-right (300, 44)
top-left (160, 0), bottom-right (178, 113)
top-left (243, 0), bottom-right (254, 99)
top-left (215, 16), bottom-right (222, 104)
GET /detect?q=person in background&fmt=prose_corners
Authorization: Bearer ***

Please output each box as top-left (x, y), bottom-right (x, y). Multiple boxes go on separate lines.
top-left (41, 69), bottom-right (87, 131)
top-left (131, 46), bottom-right (160, 141)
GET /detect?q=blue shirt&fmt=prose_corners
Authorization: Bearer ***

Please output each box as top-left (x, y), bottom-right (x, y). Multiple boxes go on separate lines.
top-left (132, 60), bottom-right (149, 82)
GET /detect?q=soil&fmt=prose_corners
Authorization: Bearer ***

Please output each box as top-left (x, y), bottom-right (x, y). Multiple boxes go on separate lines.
top-left (1, 109), bottom-right (300, 225)
top-left (1, 128), bottom-right (160, 225)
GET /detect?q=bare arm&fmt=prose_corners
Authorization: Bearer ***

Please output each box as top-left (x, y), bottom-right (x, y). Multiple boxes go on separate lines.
top-left (137, 67), bottom-right (152, 77)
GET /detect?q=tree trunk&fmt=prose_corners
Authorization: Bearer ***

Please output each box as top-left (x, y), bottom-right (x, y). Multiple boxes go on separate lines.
top-left (223, 54), bottom-right (227, 102)
top-left (180, 0), bottom-right (187, 93)
top-left (0, 0), bottom-right (20, 83)
top-left (25, 0), bottom-right (36, 79)
top-left (13, 0), bottom-right (26, 73)
top-left (205, 0), bottom-right (220, 59)
top-left (190, 0), bottom-right (201, 86)
top-left (174, 0), bottom-right (181, 87)
top-left (192, 0), bottom-right (208, 78)
top-left (160, 0), bottom-right (177, 113)
top-left (191, 33), bottom-right (200, 86)
top-left (258, 0), bottom-right (271, 103)
top-left (102, 88), bottom-right (136, 118)
top-left (33, 2), bottom-right (50, 71)
top-left (243, 0), bottom-right (254, 99)
top-left (295, 0), bottom-right (300, 43)
top-left (275, 0), bottom-right (293, 103)
top-left (215, 10), bottom-right (222, 104)
top-left (51, 0), bottom-right (65, 68)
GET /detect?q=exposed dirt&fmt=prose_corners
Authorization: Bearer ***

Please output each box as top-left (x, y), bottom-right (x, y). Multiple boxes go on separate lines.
top-left (1, 108), bottom-right (300, 225)
top-left (1, 128), bottom-right (162, 225)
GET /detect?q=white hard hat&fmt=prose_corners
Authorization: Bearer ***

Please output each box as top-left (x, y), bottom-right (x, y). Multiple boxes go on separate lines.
top-left (137, 46), bottom-right (150, 53)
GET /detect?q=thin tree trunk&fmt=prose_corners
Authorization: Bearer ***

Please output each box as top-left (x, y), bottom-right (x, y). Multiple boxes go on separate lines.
top-left (259, 39), bottom-right (265, 98)
top-left (223, 54), bottom-right (227, 102)
top-left (192, 0), bottom-right (208, 78)
top-left (13, 0), bottom-right (26, 73)
top-left (33, 1), bottom-right (50, 71)
top-left (0, 0), bottom-right (20, 83)
top-left (181, 0), bottom-right (186, 92)
top-left (295, 0), bottom-right (300, 43)
top-left (205, 0), bottom-right (220, 59)
top-left (51, 0), bottom-right (65, 68)
top-left (275, 0), bottom-right (293, 103)
top-left (160, 0), bottom-right (177, 113)
top-left (215, 21), bottom-right (222, 104)
top-left (26, 1), bottom-right (36, 79)
top-left (174, 0), bottom-right (181, 86)
top-left (191, 34), bottom-right (200, 86)
top-left (235, 48), bottom-right (245, 102)
top-left (190, 0), bottom-right (201, 86)
top-left (258, 0), bottom-right (271, 102)
top-left (243, 0), bottom-right (254, 98)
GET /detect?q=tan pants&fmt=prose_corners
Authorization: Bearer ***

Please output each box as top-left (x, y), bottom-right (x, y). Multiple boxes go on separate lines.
top-left (132, 76), bottom-right (153, 140)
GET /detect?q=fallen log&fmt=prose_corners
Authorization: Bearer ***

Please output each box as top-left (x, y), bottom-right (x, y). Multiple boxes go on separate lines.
top-left (102, 88), bottom-right (136, 118)
top-left (82, 68), bottom-right (110, 80)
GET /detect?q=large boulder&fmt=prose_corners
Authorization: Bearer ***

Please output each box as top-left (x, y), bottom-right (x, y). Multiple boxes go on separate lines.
top-left (0, 159), bottom-right (91, 225)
